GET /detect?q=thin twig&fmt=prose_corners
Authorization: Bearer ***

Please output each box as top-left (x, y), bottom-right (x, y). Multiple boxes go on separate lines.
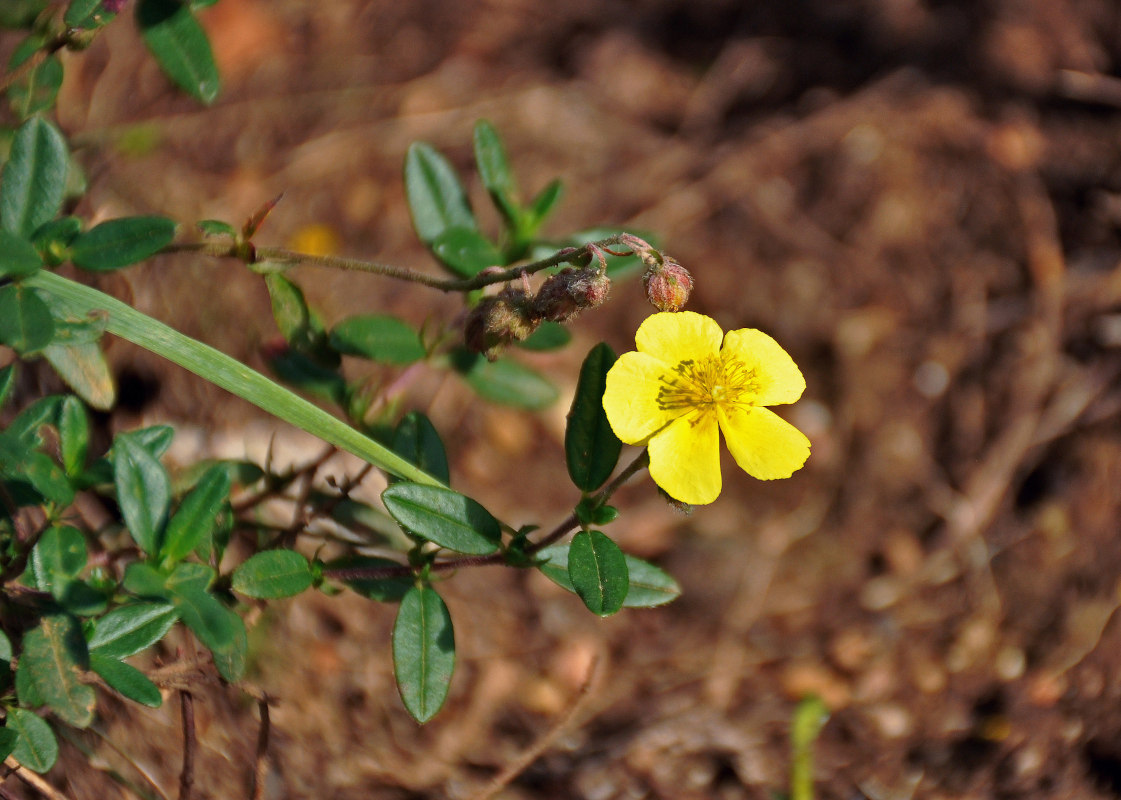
top-left (250, 698), bottom-right (271, 800)
top-left (467, 655), bottom-right (602, 800)
top-left (3, 757), bottom-right (73, 800)
top-left (178, 693), bottom-right (196, 800)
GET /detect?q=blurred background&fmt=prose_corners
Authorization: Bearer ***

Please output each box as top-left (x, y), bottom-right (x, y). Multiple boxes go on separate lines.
top-left (16, 0), bottom-right (1121, 797)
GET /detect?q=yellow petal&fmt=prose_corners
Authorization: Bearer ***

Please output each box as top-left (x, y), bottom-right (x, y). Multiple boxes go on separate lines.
top-left (603, 351), bottom-right (680, 444)
top-left (635, 311), bottom-right (723, 366)
top-left (719, 405), bottom-right (810, 480)
top-left (721, 328), bottom-right (806, 406)
top-left (647, 410), bottom-right (722, 505)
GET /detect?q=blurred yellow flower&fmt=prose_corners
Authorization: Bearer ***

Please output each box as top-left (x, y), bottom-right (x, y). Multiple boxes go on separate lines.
top-left (603, 311), bottom-right (810, 505)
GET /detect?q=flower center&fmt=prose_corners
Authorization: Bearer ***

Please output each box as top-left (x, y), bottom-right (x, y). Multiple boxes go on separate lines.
top-left (656, 353), bottom-right (758, 414)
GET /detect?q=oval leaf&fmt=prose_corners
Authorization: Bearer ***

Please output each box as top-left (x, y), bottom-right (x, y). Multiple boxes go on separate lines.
top-left (392, 585), bottom-right (455, 723)
top-left (43, 341), bottom-right (117, 411)
top-left (0, 284), bottom-right (54, 353)
top-left (0, 229), bottom-right (42, 279)
top-left (137, 0), bottom-right (220, 104)
top-left (527, 179), bottom-right (564, 228)
top-left (161, 463), bottom-right (230, 564)
top-left (404, 142), bottom-right (476, 245)
top-left (329, 314), bottom-right (426, 365)
top-left (566, 343), bottom-right (622, 492)
top-left (8, 708), bottom-right (58, 773)
top-left (70, 216), bottom-right (177, 271)
top-left (232, 550), bottom-right (313, 599)
top-left (0, 728), bottom-right (16, 763)
top-left (88, 601), bottom-right (178, 658)
top-left (473, 120), bottom-right (519, 226)
top-left (430, 226), bottom-right (503, 278)
top-left (20, 615), bottom-right (96, 727)
top-left (391, 412), bottom-right (450, 486)
top-left (30, 525), bottom-right (87, 593)
top-left (537, 545), bottom-right (678, 608)
top-left (113, 432), bottom-right (172, 555)
top-left (567, 531), bottom-right (629, 617)
top-left (382, 483), bottom-right (501, 555)
top-left (1, 117), bottom-right (67, 237)
top-left (58, 395), bottom-right (89, 476)
top-left (455, 352), bottom-right (558, 410)
top-left (89, 653), bottom-right (162, 707)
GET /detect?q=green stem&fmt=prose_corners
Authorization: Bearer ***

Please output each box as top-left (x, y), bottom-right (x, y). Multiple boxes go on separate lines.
top-left (26, 270), bottom-right (445, 488)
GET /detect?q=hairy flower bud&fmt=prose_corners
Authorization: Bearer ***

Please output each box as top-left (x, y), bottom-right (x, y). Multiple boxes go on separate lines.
top-left (531, 267), bottom-right (611, 322)
top-left (464, 288), bottom-right (538, 360)
top-left (643, 256), bottom-right (693, 312)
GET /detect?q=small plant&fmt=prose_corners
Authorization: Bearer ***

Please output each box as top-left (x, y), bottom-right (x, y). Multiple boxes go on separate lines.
top-left (0, 0), bottom-right (811, 790)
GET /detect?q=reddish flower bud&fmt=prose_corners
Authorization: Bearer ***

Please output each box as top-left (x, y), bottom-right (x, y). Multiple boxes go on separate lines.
top-left (643, 256), bottom-right (693, 312)
top-left (531, 267), bottom-right (611, 322)
top-left (464, 288), bottom-right (538, 360)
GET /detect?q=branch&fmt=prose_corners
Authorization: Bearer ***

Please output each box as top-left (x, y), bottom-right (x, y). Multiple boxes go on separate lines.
top-left (178, 693), bottom-right (196, 800)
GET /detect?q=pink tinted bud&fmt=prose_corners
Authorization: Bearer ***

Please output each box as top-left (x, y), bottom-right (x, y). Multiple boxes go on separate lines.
top-left (531, 267), bottom-right (611, 322)
top-left (102, 0), bottom-right (128, 12)
top-left (643, 256), bottom-right (693, 312)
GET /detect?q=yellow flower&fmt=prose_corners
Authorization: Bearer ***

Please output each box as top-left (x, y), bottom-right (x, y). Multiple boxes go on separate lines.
top-left (603, 311), bottom-right (810, 505)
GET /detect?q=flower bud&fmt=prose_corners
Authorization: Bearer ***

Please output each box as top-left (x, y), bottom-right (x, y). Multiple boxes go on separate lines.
top-left (531, 267), bottom-right (611, 322)
top-left (643, 256), bottom-right (693, 312)
top-left (464, 288), bottom-right (538, 360)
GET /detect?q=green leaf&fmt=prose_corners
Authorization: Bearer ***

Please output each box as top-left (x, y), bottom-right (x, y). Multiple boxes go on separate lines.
top-left (126, 562), bottom-right (242, 661)
top-left (0, 363), bottom-right (16, 409)
top-left (88, 601), bottom-right (178, 658)
top-left (7, 394), bottom-right (62, 445)
top-left (89, 653), bottom-right (162, 707)
top-left (329, 314), bottom-right (426, 365)
top-left (565, 343), bottom-right (622, 492)
top-left (264, 272), bottom-right (311, 344)
top-left (392, 585), bottom-right (455, 723)
top-left (8, 708), bottom-right (57, 773)
top-left (14, 650), bottom-right (44, 707)
top-left (453, 351), bottom-right (558, 410)
top-left (20, 615), bottom-right (96, 727)
top-left (11, 449), bottom-right (75, 507)
top-left (128, 424), bottom-right (176, 458)
top-left (382, 483), bottom-right (501, 555)
top-left (197, 218), bottom-right (236, 237)
top-left (404, 142), bottom-right (476, 246)
top-left (473, 120), bottom-right (520, 226)
top-left (232, 550), bottom-right (313, 599)
top-left (516, 321), bottom-right (571, 352)
top-left (0, 284), bottom-right (54, 353)
top-left (326, 555), bottom-right (412, 603)
top-left (0, 630), bottom-right (11, 662)
top-left (7, 39), bottom-right (63, 119)
top-left (65, 0), bottom-right (106, 26)
top-left (210, 616), bottom-right (247, 682)
top-left (0, 229), bottom-right (42, 279)
top-left (0, 728), bottom-right (16, 763)
top-left (137, 0), bottom-right (220, 105)
top-left (0, 117), bottom-right (67, 237)
top-left (527, 179), bottom-right (564, 228)
top-left (537, 544), bottom-right (678, 608)
top-left (43, 341), bottom-right (116, 411)
top-left (113, 431), bottom-right (172, 555)
top-left (30, 524), bottom-right (86, 591)
top-left (430, 226), bottom-right (503, 278)
top-left (567, 531), bottom-right (629, 617)
top-left (58, 395), bottom-right (89, 476)
top-left (0, 1), bottom-right (47, 28)
top-left (69, 216), bottom-right (177, 271)
top-left (391, 412), bottom-right (450, 486)
top-left (161, 463), bottom-right (230, 564)
top-left (268, 349), bottom-right (347, 404)
top-left (32, 216), bottom-right (82, 266)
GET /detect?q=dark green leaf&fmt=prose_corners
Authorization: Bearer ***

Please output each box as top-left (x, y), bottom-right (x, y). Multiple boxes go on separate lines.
top-left (404, 142), bottom-right (476, 245)
top-left (392, 585), bottom-right (455, 723)
top-left (329, 314), bottom-right (426, 365)
top-left (58, 396), bottom-right (89, 476)
top-left (391, 412), bottom-right (450, 486)
top-left (69, 216), bottom-right (177, 271)
top-left (0, 284), bottom-right (54, 353)
top-left (32, 216), bottom-right (82, 266)
top-left (232, 550), bottom-right (313, 599)
top-left (537, 544), bottom-right (677, 608)
top-left (268, 349), bottom-right (347, 404)
top-left (126, 424), bottom-right (176, 458)
top-left (382, 483), bottom-right (501, 555)
top-left (1, 117), bottom-right (67, 237)
top-left (7, 40), bottom-right (62, 119)
top-left (137, 0), bottom-right (220, 104)
top-left (0, 229), bottom-right (42, 278)
top-left (430, 226), bottom-right (503, 278)
top-left (8, 708), bottom-right (57, 773)
top-left (19, 450), bottom-right (75, 507)
top-left (43, 341), bottom-right (116, 411)
top-left (516, 321), bottom-right (571, 351)
top-left (0, 728), bottom-right (16, 762)
top-left (88, 601), bottom-right (178, 658)
top-left (127, 561), bottom-right (241, 661)
top-left (526, 179), bottom-right (564, 228)
top-left (113, 431), bottom-right (172, 555)
top-left (565, 343), bottom-right (622, 491)
top-left (30, 524), bottom-right (86, 591)
top-left (453, 351), bottom-right (558, 410)
top-left (161, 463), bottom-right (229, 564)
top-left (20, 615), bottom-right (96, 726)
top-left (0, 363), bottom-right (16, 408)
top-left (89, 653), bottom-right (162, 707)
top-left (327, 555), bottom-right (412, 603)
top-left (473, 120), bottom-right (520, 226)
top-left (0, 1), bottom-right (47, 28)
top-left (567, 531), bottom-right (629, 617)
top-left (14, 649), bottom-right (44, 707)
top-left (197, 218), bottom-right (236, 237)
top-left (210, 616), bottom-right (247, 682)
top-left (64, 0), bottom-right (106, 27)
top-left (6, 394), bottom-right (62, 445)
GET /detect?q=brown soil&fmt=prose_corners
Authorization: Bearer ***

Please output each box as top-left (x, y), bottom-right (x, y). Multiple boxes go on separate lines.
top-left (10, 1), bottom-right (1121, 798)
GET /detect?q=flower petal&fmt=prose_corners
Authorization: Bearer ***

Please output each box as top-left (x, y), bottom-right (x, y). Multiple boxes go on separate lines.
top-left (635, 311), bottom-right (723, 366)
top-left (603, 351), bottom-right (680, 444)
top-left (719, 406), bottom-right (810, 480)
top-left (721, 328), bottom-right (806, 406)
top-left (647, 410), bottom-right (722, 505)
